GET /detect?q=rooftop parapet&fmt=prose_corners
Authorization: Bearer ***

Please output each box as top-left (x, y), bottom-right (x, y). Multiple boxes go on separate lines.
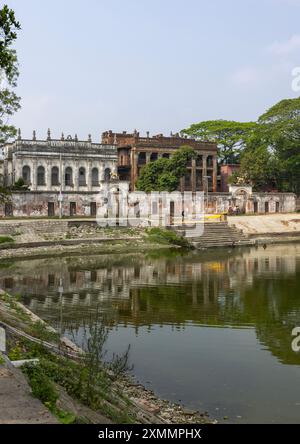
top-left (6, 129), bottom-right (117, 154)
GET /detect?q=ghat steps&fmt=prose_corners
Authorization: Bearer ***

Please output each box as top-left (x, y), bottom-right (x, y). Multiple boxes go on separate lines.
top-left (172, 222), bottom-right (254, 249)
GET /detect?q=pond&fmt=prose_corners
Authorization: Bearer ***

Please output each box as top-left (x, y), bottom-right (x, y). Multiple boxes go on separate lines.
top-left (1, 243), bottom-right (300, 423)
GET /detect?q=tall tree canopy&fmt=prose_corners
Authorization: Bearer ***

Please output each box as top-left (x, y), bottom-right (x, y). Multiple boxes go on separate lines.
top-left (257, 97), bottom-right (300, 193)
top-left (136, 146), bottom-right (196, 192)
top-left (0, 4), bottom-right (21, 143)
top-left (181, 120), bottom-right (257, 164)
top-left (229, 145), bottom-right (281, 192)
top-left (182, 97), bottom-right (300, 193)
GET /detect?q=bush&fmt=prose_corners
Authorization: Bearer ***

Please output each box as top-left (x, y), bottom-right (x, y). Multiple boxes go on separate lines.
top-left (22, 363), bottom-right (59, 407)
top-left (146, 227), bottom-right (190, 247)
top-left (0, 236), bottom-right (15, 244)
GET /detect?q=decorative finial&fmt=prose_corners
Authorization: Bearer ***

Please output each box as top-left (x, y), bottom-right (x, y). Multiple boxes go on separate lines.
top-left (114, 134), bottom-right (117, 145)
top-left (61, 132), bottom-right (65, 141)
top-left (75, 134), bottom-right (78, 142)
top-left (33, 130), bottom-right (36, 141)
top-left (88, 134), bottom-right (92, 142)
top-left (17, 128), bottom-right (21, 140)
top-left (47, 128), bottom-right (51, 141)
top-left (146, 131), bottom-right (150, 138)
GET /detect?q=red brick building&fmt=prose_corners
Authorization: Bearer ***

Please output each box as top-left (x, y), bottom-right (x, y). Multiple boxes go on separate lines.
top-left (102, 130), bottom-right (218, 192)
top-left (220, 164), bottom-right (241, 192)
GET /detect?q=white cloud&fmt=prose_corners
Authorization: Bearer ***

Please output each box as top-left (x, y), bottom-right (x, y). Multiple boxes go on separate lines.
top-left (267, 34), bottom-right (300, 55)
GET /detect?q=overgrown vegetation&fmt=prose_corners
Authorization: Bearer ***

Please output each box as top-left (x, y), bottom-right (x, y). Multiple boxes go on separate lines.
top-left (2, 294), bottom-right (135, 424)
top-left (22, 363), bottom-right (76, 424)
top-left (146, 227), bottom-right (190, 248)
top-left (18, 324), bottom-right (133, 423)
top-left (0, 236), bottom-right (14, 244)
top-left (11, 177), bottom-right (29, 191)
top-left (136, 146), bottom-right (196, 192)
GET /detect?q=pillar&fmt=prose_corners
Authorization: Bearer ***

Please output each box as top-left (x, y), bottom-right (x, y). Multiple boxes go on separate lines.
top-left (45, 162), bottom-right (50, 190)
top-left (180, 177), bottom-right (185, 193)
top-left (131, 150), bottom-right (138, 191)
top-left (87, 161), bottom-right (92, 191)
top-left (74, 160), bottom-right (79, 191)
top-left (202, 155), bottom-right (207, 191)
top-left (191, 158), bottom-right (196, 193)
top-left (61, 163), bottom-right (65, 192)
top-left (32, 159), bottom-right (37, 191)
top-left (212, 156), bottom-right (217, 192)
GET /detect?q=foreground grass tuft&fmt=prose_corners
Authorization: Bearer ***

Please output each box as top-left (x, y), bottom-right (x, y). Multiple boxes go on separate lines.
top-left (146, 227), bottom-right (190, 248)
top-left (0, 236), bottom-right (15, 244)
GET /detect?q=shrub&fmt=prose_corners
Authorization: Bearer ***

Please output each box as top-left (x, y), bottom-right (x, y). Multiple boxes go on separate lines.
top-left (0, 236), bottom-right (15, 244)
top-left (22, 363), bottom-right (59, 407)
top-left (146, 227), bottom-right (190, 247)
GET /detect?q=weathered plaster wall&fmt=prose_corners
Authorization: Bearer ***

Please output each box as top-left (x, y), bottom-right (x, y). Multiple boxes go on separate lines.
top-left (0, 189), bottom-right (296, 219)
top-left (0, 185), bottom-right (128, 218)
top-left (207, 192), bottom-right (296, 214)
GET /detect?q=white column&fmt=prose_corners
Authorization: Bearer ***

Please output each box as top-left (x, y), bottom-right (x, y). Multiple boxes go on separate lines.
top-left (87, 161), bottom-right (92, 191)
top-left (74, 161), bottom-right (79, 191)
top-left (32, 159), bottom-right (37, 190)
top-left (45, 161), bottom-right (50, 190)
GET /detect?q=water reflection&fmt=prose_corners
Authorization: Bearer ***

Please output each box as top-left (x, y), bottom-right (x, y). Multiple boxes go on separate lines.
top-left (1, 244), bottom-right (300, 422)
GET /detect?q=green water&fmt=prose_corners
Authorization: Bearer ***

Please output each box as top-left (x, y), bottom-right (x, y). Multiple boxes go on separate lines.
top-left (1, 243), bottom-right (300, 423)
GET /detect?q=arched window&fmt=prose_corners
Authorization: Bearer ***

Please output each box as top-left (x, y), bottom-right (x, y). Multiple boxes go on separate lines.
top-left (65, 167), bottom-right (73, 186)
top-left (196, 155), bottom-right (203, 167)
top-left (104, 168), bottom-right (111, 182)
top-left (22, 166), bottom-right (31, 185)
top-left (92, 168), bottom-right (99, 186)
top-left (37, 166), bottom-right (45, 186)
top-left (207, 156), bottom-right (213, 168)
top-left (51, 167), bottom-right (59, 186)
top-left (150, 153), bottom-right (158, 162)
top-left (138, 152), bottom-right (146, 165)
top-left (78, 167), bottom-right (86, 186)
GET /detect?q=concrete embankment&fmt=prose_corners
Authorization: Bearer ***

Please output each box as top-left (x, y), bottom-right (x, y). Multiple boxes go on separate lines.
top-left (0, 214), bottom-right (299, 258)
top-left (228, 213), bottom-right (300, 244)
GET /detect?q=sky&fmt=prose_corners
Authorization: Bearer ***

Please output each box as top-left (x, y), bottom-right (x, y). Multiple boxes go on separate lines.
top-left (4, 0), bottom-right (300, 141)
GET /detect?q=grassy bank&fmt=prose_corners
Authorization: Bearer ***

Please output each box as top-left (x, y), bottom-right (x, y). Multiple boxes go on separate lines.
top-left (0, 290), bottom-right (213, 425)
top-left (0, 228), bottom-right (191, 261)
top-left (0, 291), bottom-right (135, 424)
top-left (8, 338), bottom-right (133, 424)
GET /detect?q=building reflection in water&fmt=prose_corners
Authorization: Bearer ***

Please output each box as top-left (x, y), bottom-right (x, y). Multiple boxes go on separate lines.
top-left (0, 243), bottom-right (299, 365)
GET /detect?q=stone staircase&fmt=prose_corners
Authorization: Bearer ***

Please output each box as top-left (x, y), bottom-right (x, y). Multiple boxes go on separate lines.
top-left (172, 222), bottom-right (253, 249)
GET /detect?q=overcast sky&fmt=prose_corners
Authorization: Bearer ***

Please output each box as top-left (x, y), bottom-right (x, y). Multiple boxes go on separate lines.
top-left (6, 0), bottom-right (300, 141)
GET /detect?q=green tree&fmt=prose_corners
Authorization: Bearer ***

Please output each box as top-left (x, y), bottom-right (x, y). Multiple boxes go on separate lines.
top-left (233, 145), bottom-right (281, 191)
top-left (136, 146), bottom-right (196, 192)
top-left (0, 4), bottom-right (21, 143)
top-left (181, 120), bottom-right (257, 164)
top-left (258, 97), bottom-right (300, 193)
